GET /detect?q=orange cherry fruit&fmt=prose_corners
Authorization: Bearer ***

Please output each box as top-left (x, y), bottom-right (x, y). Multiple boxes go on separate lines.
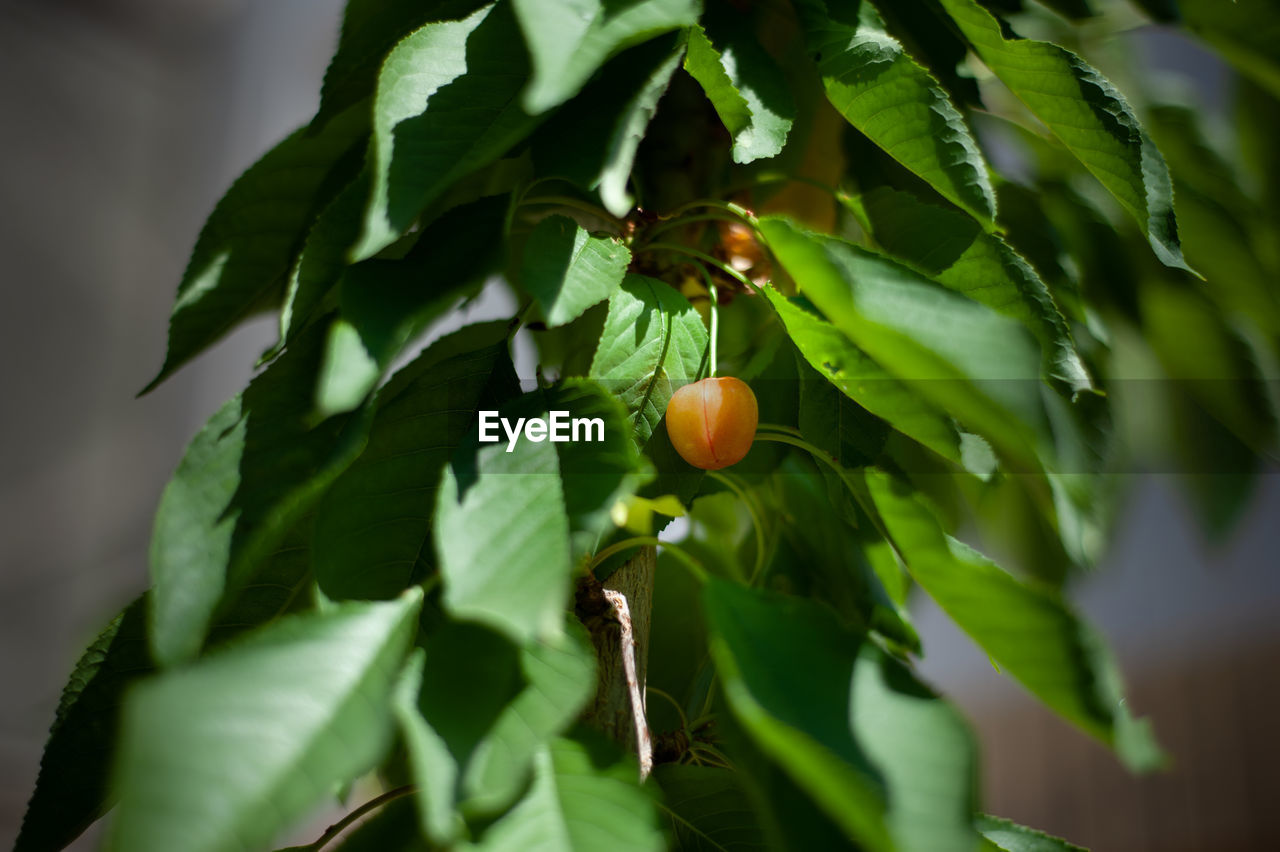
top-left (665, 376), bottom-right (759, 470)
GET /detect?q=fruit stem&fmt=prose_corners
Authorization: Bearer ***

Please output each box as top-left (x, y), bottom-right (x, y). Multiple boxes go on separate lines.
top-left (690, 261), bottom-right (720, 378)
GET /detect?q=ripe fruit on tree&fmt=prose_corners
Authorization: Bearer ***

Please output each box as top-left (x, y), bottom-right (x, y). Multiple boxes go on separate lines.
top-left (665, 377), bottom-right (759, 470)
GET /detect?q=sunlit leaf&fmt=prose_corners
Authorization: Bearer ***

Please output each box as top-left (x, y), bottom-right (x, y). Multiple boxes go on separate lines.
top-left (863, 469), bottom-right (1164, 771)
top-left (108, 592), bottom-right (422, 852)
top-left (315, 322), bottom-right (519, 601)
top-left (704, 580), bottom-right (981, 850)
top-left (794, 0), bottom-right (997, 224)
top-left (512, 0), bottom-right (699, 114)
top-left (357, 3), bottom-right (536, 260)
top-left (938, 0), bottom-right (1194, 272)
top-left (591, 275), bottom-right (709, 447)
top-left (522, 214), bottom-right (631, 328)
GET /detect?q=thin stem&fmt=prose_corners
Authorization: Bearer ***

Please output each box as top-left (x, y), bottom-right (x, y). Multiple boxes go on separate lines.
top-left (708, 471), bottom-right (765, 585)
top-left (647, 686), bottom-right (690, 733)
top-left (753, 432), bottom-right (895, 546)
top-left (640, 212), bottom-right (745, 245)
top-left (519, 195), bottom-right (624, 228)
top-left (662, 198), bottom-right (756, 224)
top-left (756, 422), bottom-right (803, 437)
top-left (305, 785), bottom-right (416, 850)
top-left (639, 242), bottom-right (759, 294)
top-left (689, 260), bottom-right (720, 378)
top-left (588, 536), bottom-right (709, 583)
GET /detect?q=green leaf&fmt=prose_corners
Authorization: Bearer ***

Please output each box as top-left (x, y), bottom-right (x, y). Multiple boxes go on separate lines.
top-left (460, 622), bottom-right (599, 812)
top-left (143, 106), bottom-right (367, 392)
top-left (435, 378), bottom-right (647, 640)
top-left (684, 16), bottom-right (795, 164)
top-left (544, 379), bottom-right (652, 556)
top-left (315, 321), bottom-right (519, 601)
top-left (317, 195), bottom-right (511, 416)
top-left (15, 598), bottom-right (149, 852)
top-left (652, 764), bottom-right (767, 851)
top-left (277, 166), bottom-right (371, 349)
top-left (761, 218), bottom-right (1047, 467)
top-left (863, 469), bottom-right (1164, 771)
top-left (937, 0), bottom-right (1194, 272)
top-left (149, 319), bottom-right (371, 667)
top-left (767, 455), bottom-right (920, 653)
top-left (703, 580), bottom-right (982, 851)
top-left (854, 187), bottom-right (1091, 395)
top-left (793, 0), bottom-right (996, 224)
top-left (393, 620), bottom-right (599, 835)
top-left (977, 815), bottom-right (1086, 852)
top-left (512, 0), bottom-right (699, 114)
top-left (597, 38), bottom-right (685, 217)
top-left (356, 3), bottom-right (536, 260)
top-left (435, 415), bottom-right (571, 644)
top-left (763, 285), bottom-right (962, 463)
top-left (590, 275), bottom-right (709, 447)
top-left (108, 592), bottom-right (423, 852)
top-left (315, 0), bottom-right (488, 127)
top-left (472, 734), bottom-right (664, 851)
top-left (393, 649), bottom-right (463, 845)
top-left (521, 214), bottom-right (631, 327)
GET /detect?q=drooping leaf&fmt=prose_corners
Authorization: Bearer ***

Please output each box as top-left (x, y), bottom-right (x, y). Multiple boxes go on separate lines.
top-left (460, 621), bottom-right (599, 813)
top-left (435, 377), bottom-right (648, 641)
top-left (108, 592), bottom-right (423, 852)
top-left (434, 416), bottom-right (570, 644)
top-left (277, 166), bottom-right (371, 350)
top-left (542, 379), bottom-right (652, 556)
top-left (521, 214), bottom-right (631, 327)
top-left (14, 598), bottom-right (149, 852)
top-left (767, 454), bottom-right (920, 653)
top-left (149, 319), bottom-right (371, 667)
top-left (793, 0), bottom-right (997, 224)
top-left (685, 14), bottom-right (795, 164)
top-left (590, 275), bottom-right (709, 447)
top-left (471, 734), bottom-right (664, 851)
top-left (762, 284), bottom-right (962, 464)
top-left (854, 186), bottom-right (1091, 395)
top-left (978, 815), bottom-right (1087, 852)
top-left (652, 764), bottom-right (767, 851)
top-left (143, 106), bottom-right (367, 392)
top-left (597, 38), bottom-right (686, 217)
top-left (393, 648), bottom-right (463, 845)
top-left (356, 3), bottom-right (536, 260)
top-left (863, 469), bottom-right (1165, 771)
top-left (21, 518), bottom-right (320, 852)
top-left (315, 321), bottom-right (519, 602)
top-left (316, 195), bottom-right (511, 416)
top-left (512, 0), bottom-right (699, 114)
top-left (528, 36), bottom-right (683, 203)
top-left (937, 0), bottom-right (1194, 272)
top-left (703, 580), bottom-right (982, 851)
top-left (761, 218), bottom-right (1048, 467)
top-left (315, 0), bottom-right (489, 127)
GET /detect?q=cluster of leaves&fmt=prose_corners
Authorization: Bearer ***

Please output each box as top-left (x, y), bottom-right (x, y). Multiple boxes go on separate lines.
top-left (19, 0), bottom-right (1278, 850)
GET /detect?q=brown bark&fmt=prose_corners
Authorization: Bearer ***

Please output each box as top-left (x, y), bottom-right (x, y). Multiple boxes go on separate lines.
top-left (577, 546), bottom-right (655, 771)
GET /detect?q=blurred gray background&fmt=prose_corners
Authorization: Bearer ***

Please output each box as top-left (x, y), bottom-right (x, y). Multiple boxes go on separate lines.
top-left (0, 1), bottom-right (1276, 850)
